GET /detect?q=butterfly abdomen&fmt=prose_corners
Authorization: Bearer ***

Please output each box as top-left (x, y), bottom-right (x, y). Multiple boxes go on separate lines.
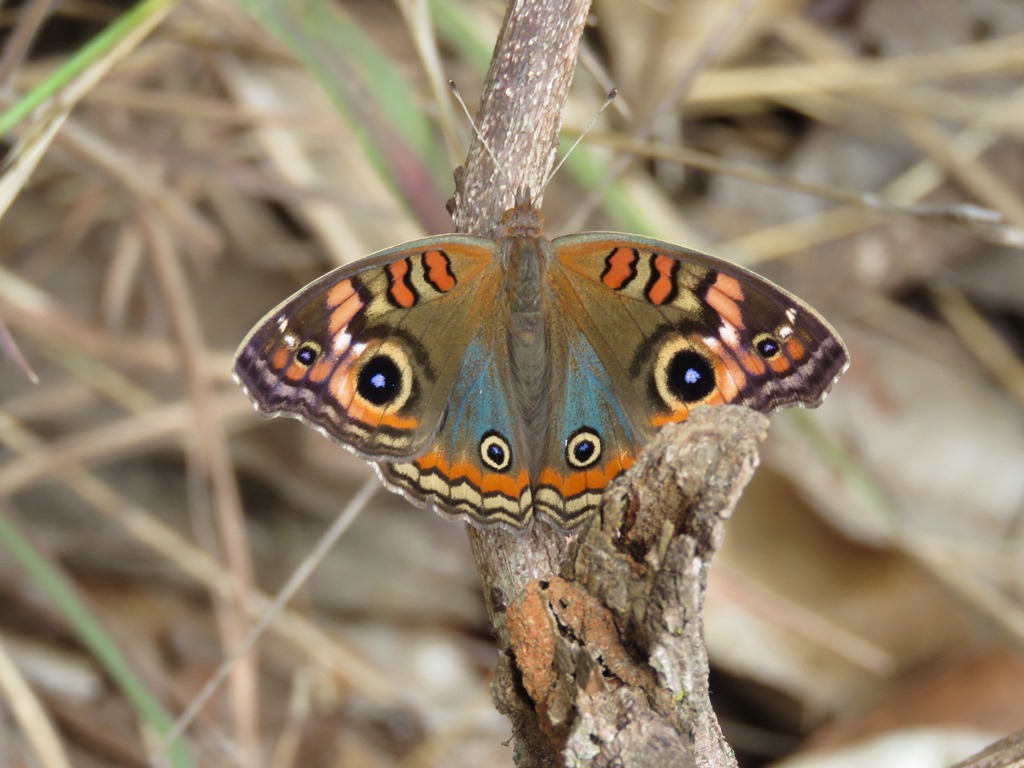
top-left (504, 235), bottom-right (553, 475)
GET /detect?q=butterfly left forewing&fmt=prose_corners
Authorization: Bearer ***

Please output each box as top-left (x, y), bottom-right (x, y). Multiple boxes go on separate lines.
top-left (552, 233), bottom-right (849, 432)
top-left (234, 236), bottom-right (498, 461)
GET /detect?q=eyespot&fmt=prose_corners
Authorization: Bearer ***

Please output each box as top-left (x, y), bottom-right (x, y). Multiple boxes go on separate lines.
top-left (654, 338), bottom-right (717, 407)
top-left (753, 333), bottom-right (781, 360)
top-left (356, 353), bottom-right (404, 407)
top-left (295, 341), bottom-right (321, 367)
top-left (566, 428), bottom-right (602, 469)
top-left (352, 341), bottom-right (416, 415)
top-left (480, 431), bottom-right (512, 472)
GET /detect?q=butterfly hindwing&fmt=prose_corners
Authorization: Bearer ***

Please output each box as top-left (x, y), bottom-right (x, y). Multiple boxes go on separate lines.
top-left (532, 320), bottom-right (641, 528)
top-left (380, 333), bottom-right (534, 528)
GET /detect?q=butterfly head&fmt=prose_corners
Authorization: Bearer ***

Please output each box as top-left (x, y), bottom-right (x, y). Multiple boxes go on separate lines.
top-left (500, 188), bottom-right (545, 239)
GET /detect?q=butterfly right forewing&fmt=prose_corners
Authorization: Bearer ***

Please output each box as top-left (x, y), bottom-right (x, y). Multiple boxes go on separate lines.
top-left (552, 233), bottom-right (849, 432)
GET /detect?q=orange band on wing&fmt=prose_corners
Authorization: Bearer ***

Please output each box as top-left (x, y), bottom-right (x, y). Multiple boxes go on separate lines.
top-left (284, 362), bottom-right (307, 382)
top-left (706, 274), bottom-right (745, 328)
top-left (481, 467), bottom-right (531, 498)
top-left (386, 258), bottom-right (416, 308)
top-left (713, 273), bottom-right (743, 301)
top-left (650, 411), bottom-right (685, 428)
top-left (349, 399), bottom-right (420, 430)
top-left (416, 452), bottom-right (530, 498)
top-left (736, 350), bottom-right (767, 377)
top-left (602, 248), bottom-right (638, 290)
top-left (766, 337), bottom-right (806, 374)
top-left (308, 359), bottom-right (335, 383)
top-left (376, 410), bottom-right (420, 430)
top-left (649, 388), bottom-right (730, 427)
top-left (423, 251), bottom-right (456, 292)
top-left (330, 292), bottom-right (364, 334)
top-left (646, 254), bottom-right (678, 305)
top-left (327, 278), bottom-right (356, 308)
top-left (272, 347), bottom-right (290, 372)
top-left (537, 453), bottom-right (632, 497)
top-left (713, 354), bottom-right (744, 401)
top-left (329, 361), bottom-right (356, 409)
top-left (784, 337), bottom-right (806, 361)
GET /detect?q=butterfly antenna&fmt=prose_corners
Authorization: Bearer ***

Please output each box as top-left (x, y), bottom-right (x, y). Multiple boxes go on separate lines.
top-left (448, 80), bottom-right (518, 193)
top-left (538, 89), bottom-right (618, 199)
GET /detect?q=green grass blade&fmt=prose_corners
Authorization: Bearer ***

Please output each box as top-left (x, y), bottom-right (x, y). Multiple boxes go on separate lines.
top-left (0, 505), bottom-right (194, 767)
top-left (240, 0), bottom-right (452, 229)
top-left (0, 0), bottom-right (174, 135)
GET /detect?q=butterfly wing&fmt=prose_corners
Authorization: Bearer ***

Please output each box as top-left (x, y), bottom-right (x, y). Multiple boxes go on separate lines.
top-left (234, 236), bottom-right (500, 460)
top-left (236, 226), bottom-right (849, 532)
top-left (547, 232), bottom-right (849, 466)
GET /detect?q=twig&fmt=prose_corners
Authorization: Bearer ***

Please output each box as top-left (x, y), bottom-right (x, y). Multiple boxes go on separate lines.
top-left (448, 2), bottom-right (591, 765)
top-left (449, 0), bottom-right (590, 235)
top-left (512, 407), bottom-right (766, 767)
top-left (450, 3), bottom-right (765, 765)
top-left (142, 210), bottom-right (261, 763)
top-left (950, 728), bottom-right (1024, 768)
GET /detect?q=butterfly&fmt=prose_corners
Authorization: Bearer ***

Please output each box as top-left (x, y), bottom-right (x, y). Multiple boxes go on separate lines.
top-left (234, 189), bottom-right (849, 531)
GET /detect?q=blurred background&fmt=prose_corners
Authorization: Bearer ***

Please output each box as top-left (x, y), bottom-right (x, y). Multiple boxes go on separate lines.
top-left (1, 0), bottom-right (1023, 766)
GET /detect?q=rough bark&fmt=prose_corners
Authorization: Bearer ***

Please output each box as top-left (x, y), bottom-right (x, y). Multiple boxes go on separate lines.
top-left (449, 0), bottom-right (589, 237)
top-left (472, 407), bottom-right (767, 767)
top-left (951, 729), bottom-right (1024, 768)
top-left (503, 407), bottom-right (767, 768)
top-left (450, 2), bottom-right (763, 765)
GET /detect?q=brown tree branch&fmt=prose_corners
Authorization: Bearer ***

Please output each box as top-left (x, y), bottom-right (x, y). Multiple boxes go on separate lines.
top-left (452, 1), bottom-right (592, 764)
top-left (450, 0), bottom-right (590, 238)
top-left (951, 729), bottom-right (1024, 768)
top-left (565, 406), bottom-right (765, 767)
top-left (450, 2), bottom-right (763, 765)
top-left (454, 0), bottom-right (589, 612)
top-left (498, 407), bottom-right (765, 767)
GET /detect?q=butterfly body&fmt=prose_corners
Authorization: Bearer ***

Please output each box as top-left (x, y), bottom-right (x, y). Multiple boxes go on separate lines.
top-left (235, 194), bottom-right (849, 530)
